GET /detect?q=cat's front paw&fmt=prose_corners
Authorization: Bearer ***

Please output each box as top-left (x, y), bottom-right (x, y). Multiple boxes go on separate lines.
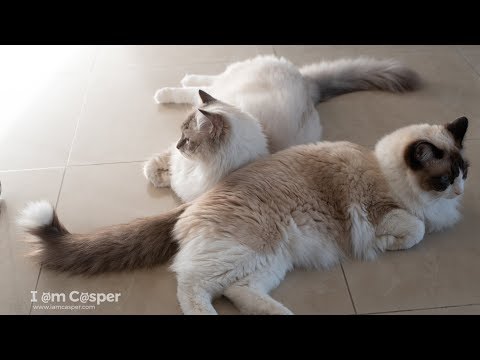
top-left (384, 233), bottom-right (423, 251)
top-left (377, 210), bottom-right (425, 252)
top-left (143, 155), bottom-right (170, 188)
top-left (153, 88), bottom-right (173, 104)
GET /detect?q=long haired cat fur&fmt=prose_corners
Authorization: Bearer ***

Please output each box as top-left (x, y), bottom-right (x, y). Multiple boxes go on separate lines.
top-left (145, 55), bottom-right (421, 202)
top-left (19, 117), bottom-right (469, 315)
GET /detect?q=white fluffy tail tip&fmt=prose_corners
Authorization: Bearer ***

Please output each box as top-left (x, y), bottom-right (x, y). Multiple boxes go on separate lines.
top-left (17, 200), bottom-right (54, 229)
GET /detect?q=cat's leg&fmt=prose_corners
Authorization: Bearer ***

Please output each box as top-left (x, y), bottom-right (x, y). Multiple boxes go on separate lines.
top-left (181, 74), bottom-right (218, 87)
top-left (224, 273), bottom-right (293, 315)
top-left (375, 209), bottom-right (425, 251)
top-left (177, 280), bottom-right (218, 315)
top-left (153, 86), bottom-right (212, 105)
top-left (143, 149), bottom-right (171, 188)
top-left (223, 257), bottom-right (293, 315)
top-left (173, 238), bottom-right (258, 315)
top-left (224, 285), bottom-right (293, 315)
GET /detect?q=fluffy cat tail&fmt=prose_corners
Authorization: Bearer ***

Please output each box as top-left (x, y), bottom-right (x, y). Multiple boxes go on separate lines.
top-left (18, 200), bottom-right (188, 276)
top-left (300, 57), bottom-right (421, 103)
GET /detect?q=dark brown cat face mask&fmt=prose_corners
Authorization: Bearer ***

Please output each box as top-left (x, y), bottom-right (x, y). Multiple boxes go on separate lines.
top-left (404, 117), bottom-right (470, 198)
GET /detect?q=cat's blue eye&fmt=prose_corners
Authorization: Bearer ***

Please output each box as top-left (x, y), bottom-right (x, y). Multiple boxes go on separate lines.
top-left (440, 175), bottom-right (449, 183)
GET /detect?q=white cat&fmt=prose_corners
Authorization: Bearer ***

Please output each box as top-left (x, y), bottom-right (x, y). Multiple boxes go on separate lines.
top-left (145, 55), bottom-right (420, 202)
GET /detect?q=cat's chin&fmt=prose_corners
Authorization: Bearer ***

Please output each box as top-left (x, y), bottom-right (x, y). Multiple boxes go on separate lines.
top-left (178, 151), bottom-right (193, 160)
top-left (445, 193), bottom-right (463, 200)
top-left (425, 192), bottom-right (461, 203)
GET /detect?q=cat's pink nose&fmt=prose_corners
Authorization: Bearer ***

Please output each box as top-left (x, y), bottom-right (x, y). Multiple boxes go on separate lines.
top-left (455, 189), bottom-right (463, 196)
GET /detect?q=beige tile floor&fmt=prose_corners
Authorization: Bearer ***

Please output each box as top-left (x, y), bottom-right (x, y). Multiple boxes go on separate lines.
top-left (0, 45), bottom-right (479, 315)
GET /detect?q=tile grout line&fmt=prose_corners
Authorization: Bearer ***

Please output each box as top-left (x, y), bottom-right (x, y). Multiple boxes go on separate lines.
top-left (364, 302), bottom-right (480, 315)
top-left (0, 166), bottom-right (65, 174)
top-left (1, 159), bottom-right (152, 173)
top-left (340, 263), bottom-right (358, 314)
top-left (69, 160), bottom-right (147, 167)
top-left (96, 59), bottom-right (237, 73)
top-left (454, 46), bottom-right (480, 79)
top-left (29, 50), bottom-right (99, 315)
top-left (460, 41), bottom-right (480, 133)
top-left (271, 46), bottom-right (278, 57)
top-left (89, 46), bottom-right (102, 73)
top-left (63, 48), bottom-right (99, 175)
top-left (29, 264), bottom-right (43, 316)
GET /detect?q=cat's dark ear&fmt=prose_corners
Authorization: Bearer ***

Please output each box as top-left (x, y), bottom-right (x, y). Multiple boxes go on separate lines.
top-left (198, 90), bottom-right (217, 104)
top-left (197, 109), bottom-right (224, 135)
top-left (404, 141), bottom-right (444, 170)
top-left (445, 116), bottom-right (468, 148)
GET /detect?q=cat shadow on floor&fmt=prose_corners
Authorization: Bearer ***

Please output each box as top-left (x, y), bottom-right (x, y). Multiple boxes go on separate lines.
top-left (145, 181), bottom-right (183, 205)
